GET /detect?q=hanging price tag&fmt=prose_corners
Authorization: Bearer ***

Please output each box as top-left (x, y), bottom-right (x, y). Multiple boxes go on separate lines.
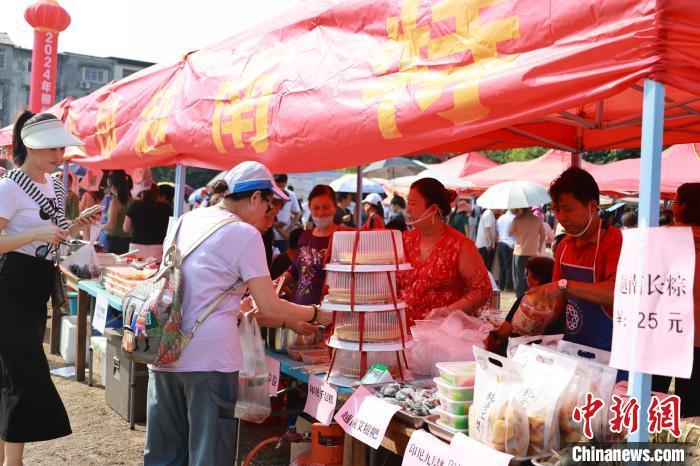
top-left (449, 433), bottom-right (513, 466)
top-left (402, 429), bottom-right (462, 466)
top-left (334, 385), bottom-right (400, 449)
top-left (266, 356), bottom-right (280, 397)
top-left (93, 294), bottom-right (109, 334)
top-left (303, 374), bottom-right (338, 425)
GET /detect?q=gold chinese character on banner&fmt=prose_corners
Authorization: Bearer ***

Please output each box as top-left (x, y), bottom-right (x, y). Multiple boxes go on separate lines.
top-left (96, 98), bottom-right (119, 158)
top-left (364, 0), bottom-right (520, 139)
top-left (212, 74), bottom-right (275, 154)
top-left (134, 74), bottom-right (183, 157)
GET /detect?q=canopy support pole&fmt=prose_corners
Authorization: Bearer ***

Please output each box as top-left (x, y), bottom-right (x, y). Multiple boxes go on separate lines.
top-left (628, 78), bottom-right (664, 443)
top-left (355, 166), bottom-right (363, 227)
top-left (174, 163), bottom-right (187, 218)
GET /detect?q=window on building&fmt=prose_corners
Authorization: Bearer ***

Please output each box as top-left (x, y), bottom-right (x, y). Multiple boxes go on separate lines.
top-left (0, 49), bottom-right (6, 69)
top-left (121, 68), bottom-right (139, 78)
top-left (82, 66), bottom-right (107, 83)
top-left (26, 61), bottom-right (31, 72)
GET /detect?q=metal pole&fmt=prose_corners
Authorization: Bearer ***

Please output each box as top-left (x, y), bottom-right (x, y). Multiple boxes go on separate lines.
top-left (355, 165), bottom-right (363, 227)
top-left (628, 78), bottom-right (664, 443)
top-left (173, 164), bottom-right (186, 218)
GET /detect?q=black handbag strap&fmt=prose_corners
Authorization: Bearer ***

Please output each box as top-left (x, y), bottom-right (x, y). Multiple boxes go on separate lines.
top-left (4, 169), bottom-right (71, 230)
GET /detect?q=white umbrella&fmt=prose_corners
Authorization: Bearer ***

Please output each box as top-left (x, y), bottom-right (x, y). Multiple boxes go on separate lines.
top-left (330, 174), bottom-right (386, 194)
top-left (363, 157), bottom-right (428, 179)
top-left (476, 181), bottom-right (551, 209)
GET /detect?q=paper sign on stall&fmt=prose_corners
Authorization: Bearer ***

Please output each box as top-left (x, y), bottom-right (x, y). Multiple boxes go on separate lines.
top-left (93, 295), bottom-right (109, 334)
top-left (266, 356), bottom-right (280, 397)
top-left (610, 227), bottom-right (696, 378)
top-left (402, 429), bottom-right (462, 466)
top-left (334, 385), bottom-right (400, 449)
top-left (450, 433), bottom-right (513, 466)
top-left (303, 374), bottom-right (338, 426)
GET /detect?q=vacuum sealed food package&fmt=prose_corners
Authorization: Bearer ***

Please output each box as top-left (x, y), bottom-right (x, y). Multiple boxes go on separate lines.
top-left (506, 334), bottom-right (564, 358)
top-left (510, 287), bottom-right (562, 335)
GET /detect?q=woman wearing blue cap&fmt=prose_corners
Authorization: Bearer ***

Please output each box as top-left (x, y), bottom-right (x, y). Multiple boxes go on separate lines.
top-left (144, 161), bottom-right (328, 466)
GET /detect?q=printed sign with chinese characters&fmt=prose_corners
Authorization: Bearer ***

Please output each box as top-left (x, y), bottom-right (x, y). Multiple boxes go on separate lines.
top-left (403, 429), bottom-right (463, 466)
top-left (266, 356), bottom-right (280, 397)
top-left (449, 433), bottom-right (513, 466)
top-left (334, 385), bottom-right (400, 449)
top-left (303, 375), bottom-right (338, 426)
top-left (611, 227), bottom-right (696, 378)
top-left (93, 295), bottom-right (109, 334)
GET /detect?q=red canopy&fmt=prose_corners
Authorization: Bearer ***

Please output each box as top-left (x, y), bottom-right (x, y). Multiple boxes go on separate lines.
top-left (463, 150), bottom-right (597, 190)
top-left (3, 0), bottom-right (699, 172)
top-left (0, 97), bottom-right (72, 157)
top-left (591, 144), bottom-right (700, 196)
top-left (427, 152), bottom-right (497, 178)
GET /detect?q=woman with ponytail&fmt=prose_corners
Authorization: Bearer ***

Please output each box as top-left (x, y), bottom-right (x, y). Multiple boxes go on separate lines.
top-left (0, 110), bottom-right (99, 464)
top-left (397, 178), bottom-right (492, 325)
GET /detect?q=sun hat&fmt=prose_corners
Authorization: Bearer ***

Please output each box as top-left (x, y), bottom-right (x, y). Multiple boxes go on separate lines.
top-left (362, 193), bottom-right (382, 206)
top-left (223, 161), bottom-right (289, 201)
top-left (20, 119), bottom-right (84, 149)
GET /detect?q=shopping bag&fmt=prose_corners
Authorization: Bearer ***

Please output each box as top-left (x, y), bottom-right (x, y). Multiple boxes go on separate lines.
top-left (62, 226), bottom-right (102, 280)
top-left (235, 314), bottom-right (271, 423)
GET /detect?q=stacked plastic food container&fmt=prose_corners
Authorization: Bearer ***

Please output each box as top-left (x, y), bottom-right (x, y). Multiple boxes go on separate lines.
top-left (321, 230), bottom-right (413, 382)
top-left (434, 361), bottom-right (476, 434)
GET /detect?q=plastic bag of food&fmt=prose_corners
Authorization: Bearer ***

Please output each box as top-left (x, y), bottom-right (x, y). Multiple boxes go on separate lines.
top-left (512, 344), bottom-right (577, 455)
top-left (470, 347), bottom-right (530, 456)
top-left (506, 334), bottom-right (564, 358)
top-left (510, 287), bottom-right (562, 335)
top-left (234, 314), bottom-right (271, 423)
top-left (536, 343), bottom-right (618, 442)
top-left (62, 226), bottom-right (102, 279)
top-left (556, 340), bottom-right (611, 364)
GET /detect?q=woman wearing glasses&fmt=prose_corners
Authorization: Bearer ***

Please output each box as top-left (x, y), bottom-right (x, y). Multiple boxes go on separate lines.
top-left (0, 111), bottom-right (97, 465)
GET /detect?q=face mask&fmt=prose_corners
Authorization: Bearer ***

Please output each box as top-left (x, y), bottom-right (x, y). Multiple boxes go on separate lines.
top-left (312, 215), bottom-right (334, 229)
top-left (406, 205), bottom-right (438, 226)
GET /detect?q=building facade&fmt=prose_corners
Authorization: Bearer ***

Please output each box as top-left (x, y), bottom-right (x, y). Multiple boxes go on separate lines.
top-left (0, 32), bottom-right (153, 127)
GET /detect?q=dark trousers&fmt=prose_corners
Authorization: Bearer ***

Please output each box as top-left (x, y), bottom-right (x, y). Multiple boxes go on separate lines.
top-left (106, 235), bottom-right (131, 255)
top-left (497, 242), bottom-right (514, 291)
top-left (651, 346), bottom-right (700, 417)
top-left (513, 254), bottom-right (530, 298)
top-left (479, 247), bottom-right (495, 271)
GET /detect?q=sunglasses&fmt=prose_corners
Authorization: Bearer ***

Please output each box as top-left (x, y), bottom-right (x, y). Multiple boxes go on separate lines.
top-left (35, 241), bottom-right (70, 260)
top-left (39, 198), bottom-right (56, 221)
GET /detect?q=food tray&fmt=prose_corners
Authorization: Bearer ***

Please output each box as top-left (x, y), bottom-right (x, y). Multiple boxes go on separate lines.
top-left (436, 361), bottom-right (476, 387)
top-left (425, 415), bottom-right (457, 442)
top-left (436, 406), bottom-right (469, 430)
top-left (433, 377), bottom-right (474, 402)
top-left (330, 348), bottom-right (408, 379)
top-left (366, 380), bottom-right (437, 428)
top-left (334, 310), bottom-right (407, 343)
top-left (287, 345), bottom-right (321, 361)
top-left (300, 349), bottom-right (331, 364)
top-left (320, 301), bottom-right (408, 312)
top-left (325, 263), bottom-right (411, 273)
top-left (327, 336), bottom-right (414, 351)
top-left (325, 270), bottom-right (398, 305)
top-left (103, 266), bottom-right (156, 281)
top-left (330, 230), bottom-right (406, 265)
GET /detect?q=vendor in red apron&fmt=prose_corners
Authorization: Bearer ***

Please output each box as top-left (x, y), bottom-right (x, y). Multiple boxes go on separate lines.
top-left (546, 168), bottom-right (623, 352)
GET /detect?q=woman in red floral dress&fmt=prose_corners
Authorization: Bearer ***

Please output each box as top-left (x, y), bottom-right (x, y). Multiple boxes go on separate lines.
top-left (398, 178), bottom-right (492, 325)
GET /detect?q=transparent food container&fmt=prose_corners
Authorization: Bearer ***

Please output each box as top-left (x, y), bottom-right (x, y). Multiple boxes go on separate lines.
top-left (331, 348), bottom-right (407, 379)
top-left (334, 310), bottom-right (406, 343)
top-left (438, 393), bottom-right (472, 415)
top-left (436, 361), bottom-right (476, 387)
top-left (434, 377), bottom-right (474, 402)
top-left (436, 407), bottom-right (469, 431)
top-left (325, 271), bottom-right (398, 304)
top-left (330, 231), bottom-right (405, 265)
top-left (301, 349), bottom-right (331, 364)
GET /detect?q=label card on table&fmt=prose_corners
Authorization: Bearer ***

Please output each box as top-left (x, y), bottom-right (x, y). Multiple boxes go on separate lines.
top-left (610, 227), bottom-right (696, 378)
top-left (334, 385), bottom-right (400, 449)
top-left (450, 433), bottom-right (513, 466)
top-left (403, 429), bottom-right (461, 466)
top-left (303, 374), bottom-right (338, 426)
top-left (266, 356), bottom-right (281, 397)
top-left (93, 294), bottom-right (109, 334)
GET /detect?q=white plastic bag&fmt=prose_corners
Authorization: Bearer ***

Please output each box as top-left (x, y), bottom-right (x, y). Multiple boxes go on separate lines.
top-left (511, 344), bottom-right (576, 455)
top-left (506, 334), bottom-right (564, 358)
top-left (62, 227), bottom-right (102, 279)
top-left (470, 347), bottom-right (529, 456)
top-left (408, 312), bottom-right (492, 376)
top-left (234, 315), bottom-right (271, 423)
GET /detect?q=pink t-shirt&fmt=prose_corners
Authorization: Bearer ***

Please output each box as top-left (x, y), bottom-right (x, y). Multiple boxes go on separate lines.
top-left (154, 207), bottom-right (270, 373)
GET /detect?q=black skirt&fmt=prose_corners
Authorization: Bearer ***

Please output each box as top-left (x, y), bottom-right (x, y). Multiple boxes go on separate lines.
top-left (0, 252), bottom-right (71, 443)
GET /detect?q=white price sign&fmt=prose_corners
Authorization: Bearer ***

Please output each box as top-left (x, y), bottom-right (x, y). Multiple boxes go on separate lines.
top-left (93, 294), bottom-right (109, 334)
top-left (303, 374), bottom-right (338, 426)
top-left (333, 385), bottom-right (400, 449)
top-left (403, 429), bottom-right (463, 466)
top-left (449, 433), bottom-right (513, 466)
top-left (266, 356), bottom-right (281, 397)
